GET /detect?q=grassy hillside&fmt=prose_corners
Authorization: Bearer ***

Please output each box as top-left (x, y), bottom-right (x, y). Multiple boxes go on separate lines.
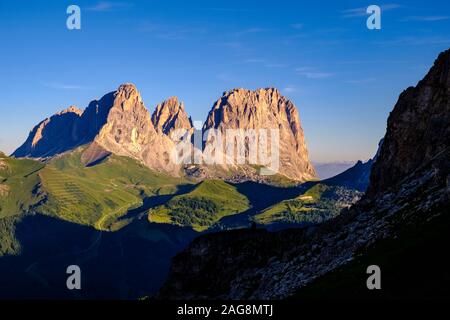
top-left (0, 154), bottom-right (45, 218)
top-left (0, 154), bottom-right (45, 256)
top-left (149, 180), bottom-right (250, 231)
top-left (38, 148), bottom-right (188, 230)
top-left (253, 183), bottom-right (362, 226)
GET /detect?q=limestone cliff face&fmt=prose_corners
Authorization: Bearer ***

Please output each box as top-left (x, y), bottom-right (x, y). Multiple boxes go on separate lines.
top-left (13, 85), bottom-right (316, 181)
top-left (93, 84), bottom-right (180, 175)
top-left (13, 84), bottom-right (181, 176)
top-left (367, 49), bottom-right (450, 197)
top-left (151, 97), bottom-right (193, 138)
top-left (203, 88), bottom-right (316, 181)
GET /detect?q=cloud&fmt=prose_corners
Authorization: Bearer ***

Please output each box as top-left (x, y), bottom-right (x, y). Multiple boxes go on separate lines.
top-left (296, 67), bottom-right (334, 79)
top-left (215, 41), bottom-right (242, 49)
top-left (265, 63), bottom-right (288, 68)
top-left (338, 59), bottom-right (408, 65)
top-left (235, 28), bottom-right (268, 37)
top-left (341, 3), bottom-right (401, 18)
top-left (243, 59), bottom-right (265, 63)
top-left (202, 7), bottom-right (250, 13)
top-left (291, 23), bottom-right (304, 29)
top-left (216, 72), bottom-right (234, 82)
top-left (400, 16), bottom-right (450, 22)
top-left (41, 82), bottom-right (89, 90)
top-left (344, 78), bottom-right (376, 84)
top-left (155, 28), bottom-right (206, 40)
top-left (86, 1), bottom-right (133, 12)
top-left (372, 36), bottom-right (450, 46)
top-left (282, 85), bottom-right (298, 93)
top-left (137, 22), bottom-right (206, 40)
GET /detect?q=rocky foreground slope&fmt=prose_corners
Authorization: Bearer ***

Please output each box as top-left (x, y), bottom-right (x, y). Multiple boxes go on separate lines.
top-left (157, 49), bottom-right (450, 299)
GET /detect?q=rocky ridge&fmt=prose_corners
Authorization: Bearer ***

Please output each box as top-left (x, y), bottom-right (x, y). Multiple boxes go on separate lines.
top-left (13, 85), bottom-right (317, 182)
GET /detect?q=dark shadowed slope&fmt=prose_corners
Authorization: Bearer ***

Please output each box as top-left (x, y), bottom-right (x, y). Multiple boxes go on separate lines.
top-left (157, 48), bottom-right (450, 300)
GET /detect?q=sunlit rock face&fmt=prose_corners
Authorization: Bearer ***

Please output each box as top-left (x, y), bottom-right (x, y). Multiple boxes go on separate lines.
top-left (203, 88), bottom-right (317, 181)
top-left (152, 96), bottom-right (193, 137)
top-left (92, 84), bottom-right (181, 176)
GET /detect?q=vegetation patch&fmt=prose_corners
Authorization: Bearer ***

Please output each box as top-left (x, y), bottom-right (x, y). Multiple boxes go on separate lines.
top-left (39, 148), bottom-right (189, 230)
top-left (253, 183), bottom-right (362, 226)
top-left (149, 180), bottom-right (250, 231)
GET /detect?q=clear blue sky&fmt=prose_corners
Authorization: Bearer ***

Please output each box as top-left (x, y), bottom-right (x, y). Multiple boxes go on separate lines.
top-left (0, 0), bottom-right (449, 162)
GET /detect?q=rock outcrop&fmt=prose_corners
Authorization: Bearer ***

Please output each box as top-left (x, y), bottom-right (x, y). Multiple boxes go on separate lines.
top-left (203, 88), bottom-right (317, 181)
top-left (157, 49), bottom-right (450, 300)
top-left (367, 49), bottom-right (450, 197)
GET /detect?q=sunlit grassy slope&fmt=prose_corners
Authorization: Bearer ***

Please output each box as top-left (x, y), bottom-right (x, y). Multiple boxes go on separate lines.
top-left (38, 148), bottom-right (188, 230)
top-left (0, 153), bottom-right (45, 218)
top-left (253, 183), bottom-right (362, 225)
top-left (0, 153), bottom-right (45, 255)
top-left (2, 147), bottom-right (357, 242)
top-left (149, 180), bottom-right (250, 231)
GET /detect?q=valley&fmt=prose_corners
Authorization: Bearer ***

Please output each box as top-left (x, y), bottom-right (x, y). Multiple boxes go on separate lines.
top-left (0, 144), bottom-right (364, 298)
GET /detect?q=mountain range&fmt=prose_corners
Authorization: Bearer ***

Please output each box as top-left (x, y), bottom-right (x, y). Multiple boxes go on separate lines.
top-left (0, 77), bottom-right (361, 298)
top-left (2, 47), bottom-right (448, 300)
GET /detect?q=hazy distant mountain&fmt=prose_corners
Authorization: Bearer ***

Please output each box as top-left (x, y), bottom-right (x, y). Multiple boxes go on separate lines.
top-left (313, 161), bottom-right (355, 180)
top-left (323, 160), bottom-right (372, 192)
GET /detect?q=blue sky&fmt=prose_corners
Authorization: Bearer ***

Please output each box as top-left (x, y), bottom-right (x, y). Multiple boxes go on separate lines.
top-left (0, 0), bottom-right (449, 162)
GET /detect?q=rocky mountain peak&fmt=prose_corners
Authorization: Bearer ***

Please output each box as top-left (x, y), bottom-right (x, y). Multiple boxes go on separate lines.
top-left (151, 96), bottom-right (193, 137)
top-left (112, 83), bottom-right (147, 113)
top-left (13, 84), bottom-right (316, 181)
top-left (90, 84), bottom-right (181, 175)
top-left (57, 105), bottom-right (83, 116)
top-left (203, 87), bottom-right (316, 181)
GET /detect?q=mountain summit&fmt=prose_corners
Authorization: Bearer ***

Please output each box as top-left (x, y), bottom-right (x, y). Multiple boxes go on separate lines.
top-left (13, 84), bottom-right (317, 182)
top-left (13, 84), bottom-right (181, 175)
top-left (203, 88), bottom-right (316, 181)
top-left (151, 96), bottom-right (193, 137)
top-left (91, 84), bottom-right (181, 175)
